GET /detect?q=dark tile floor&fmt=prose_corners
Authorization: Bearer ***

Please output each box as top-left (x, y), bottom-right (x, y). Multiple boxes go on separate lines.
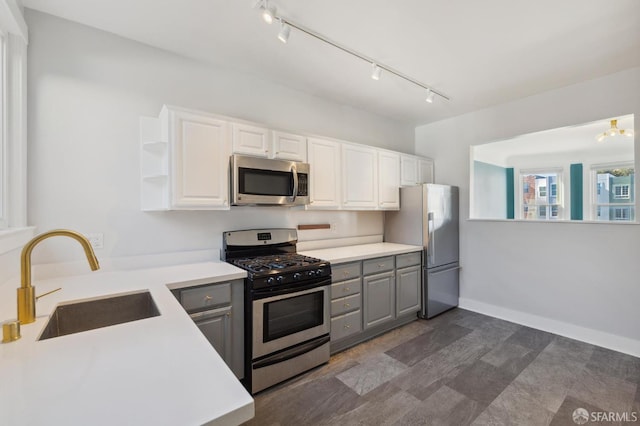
top-left (244, 309), bottom-right (640, 425)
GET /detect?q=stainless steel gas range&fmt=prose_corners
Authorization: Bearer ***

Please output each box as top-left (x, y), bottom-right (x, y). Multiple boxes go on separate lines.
top-left (222, 228), bottom-right (331, 394)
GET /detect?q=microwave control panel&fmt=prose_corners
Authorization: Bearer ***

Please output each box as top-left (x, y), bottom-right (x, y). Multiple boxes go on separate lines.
top-left (297, 173), bottom-right (308, 196)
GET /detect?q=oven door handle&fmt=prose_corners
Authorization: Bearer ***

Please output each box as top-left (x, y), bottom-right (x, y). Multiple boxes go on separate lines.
top-left (253, 277), bottom-right (331, 299)
top-left (290, 163), bottom-right (298, 203)
top-left (253, 335), bottom-right (330, 369)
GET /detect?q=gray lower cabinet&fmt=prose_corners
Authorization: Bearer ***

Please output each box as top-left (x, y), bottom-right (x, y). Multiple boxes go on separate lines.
top-left (396, 265), bottom-right (421, 316)
top-left (331, 310), bottom-right (362, 341)
top-left (329, 250), bottom-right (422, 354)
top-left (363, 271), bottom-right (395, 329)
top-left (190, 306), bottom-right (232, 365)
top-left (172, 280), bottom-right (244, 379)
top-left (330, 262), bottom-right (362, 343)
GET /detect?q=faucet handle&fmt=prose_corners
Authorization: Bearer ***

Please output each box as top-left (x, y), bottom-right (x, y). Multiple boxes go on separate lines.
top-left (2, 320), bottom-right (21, 343)
top-left (35, 287), bottom-right (62, 301)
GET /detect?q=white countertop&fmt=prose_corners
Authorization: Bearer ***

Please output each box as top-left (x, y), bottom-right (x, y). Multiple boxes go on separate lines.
top-left (300, 242), bottom-right (423, 264)
top-left (0, 262), bottom-right (253, 426)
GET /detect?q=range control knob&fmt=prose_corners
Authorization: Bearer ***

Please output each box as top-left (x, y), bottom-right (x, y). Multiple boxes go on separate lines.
top-left (293, 272), bottom-right (302, 280)
top-left (316, 268), bottom-right (324, 276)
top-left (276, 276), bottom-right (284, 284)
top-left (307, 270), bottom-right (316, 277)
top-left (266, 277), bottom-right (275, 285)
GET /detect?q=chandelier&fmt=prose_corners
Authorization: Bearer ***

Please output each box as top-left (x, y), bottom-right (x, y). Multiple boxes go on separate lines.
top-left (596, 119), bottom-right (634, 142)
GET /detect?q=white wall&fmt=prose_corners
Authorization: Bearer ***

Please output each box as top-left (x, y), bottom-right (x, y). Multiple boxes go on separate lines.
top-left (416, 67), bottom-right (640, 355)
top-left (471, 161), bottom-right (507, 219)
top-left (0, 10), bottom-right (415, 284)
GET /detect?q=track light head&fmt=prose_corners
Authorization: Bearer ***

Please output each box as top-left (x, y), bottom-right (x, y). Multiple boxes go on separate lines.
top-left (425, 89), bottom-right (435, 103)
top-left (257, 0), bottom-right (276, 24)
top-left (278, 20), bottom-right (291, 43)
top-left (262, 6), bottom-right (276, 24)
top-left (371, 64), bottom-right (382, 81)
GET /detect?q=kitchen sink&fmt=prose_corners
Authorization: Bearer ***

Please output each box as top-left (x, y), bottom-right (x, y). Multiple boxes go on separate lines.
top-left (38, 290), bottom-right (160, 341)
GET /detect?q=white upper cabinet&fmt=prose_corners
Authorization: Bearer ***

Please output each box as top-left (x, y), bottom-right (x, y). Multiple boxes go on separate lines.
top-left (271, 131), bottom-right (307, 161)
top-left (141, 104), bottom-right (436, 212)
top-left (141, 106), bottom-right (231, 210)
top-left (170, 108), bottom-right (231, 209)
top-left (401, 155), bottom-right (434, 186)
top-left (307, 137), bottom-right (341, 209)
top-left (418, 157), bottom-right (434, 184)
top-left (378, 150), bottom-right (400, 210)
top-left (231, 123), bottom-right (271, 157)
top-left (342, 143), bottom-right (378, 209)
top-left (400, 155), bottom-right (418, 186)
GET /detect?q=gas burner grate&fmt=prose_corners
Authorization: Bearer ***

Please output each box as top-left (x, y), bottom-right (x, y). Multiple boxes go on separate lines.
top-left (230, 253), bottom-right (326, 274)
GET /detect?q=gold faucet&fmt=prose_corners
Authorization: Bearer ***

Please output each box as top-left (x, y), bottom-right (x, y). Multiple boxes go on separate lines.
top-left (18, 229), bottom-right (100, 325)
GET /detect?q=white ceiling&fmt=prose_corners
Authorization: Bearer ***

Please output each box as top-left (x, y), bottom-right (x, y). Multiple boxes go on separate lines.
top-left (22, 0), bottom-right (640, 126)
top-left (474, 115), bottom-right (635, 166)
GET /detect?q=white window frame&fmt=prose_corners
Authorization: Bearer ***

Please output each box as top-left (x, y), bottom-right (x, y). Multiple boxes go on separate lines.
top-left (590, 162), bottom-right (635, 222)
top-left (0, 32), bottom-right (5, 229)
top-left (0, 1), bottom-right (32, 254)
top-left (518, 168), bottom-right (563, 220)
top-left (538, 186), bottom-right (547, 197)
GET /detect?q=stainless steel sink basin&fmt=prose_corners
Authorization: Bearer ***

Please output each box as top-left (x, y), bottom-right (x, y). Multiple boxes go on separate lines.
top-left (38, 290), bottom-right (160, 340)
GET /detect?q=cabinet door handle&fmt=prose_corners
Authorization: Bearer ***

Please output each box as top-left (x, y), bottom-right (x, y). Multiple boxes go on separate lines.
top-left (344, 287), bottom-right (350, 292)
top-left (204, 295), bottom-right (212, 301)
top-left (344, 324), bottom-right (350, 329)
top-left (378, 263), bottom-right (385, 268)
top-left (342, 271), bottom-right (350, 277)
top-left (344, 303), bottom-right (350, 308)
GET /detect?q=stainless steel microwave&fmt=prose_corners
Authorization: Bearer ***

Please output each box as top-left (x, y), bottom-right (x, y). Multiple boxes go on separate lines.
top-left (230, 154), bottom-right (310, 206)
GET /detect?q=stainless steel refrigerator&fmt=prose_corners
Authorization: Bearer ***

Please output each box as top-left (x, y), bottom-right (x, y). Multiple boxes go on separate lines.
top-left (384, 184), bottom-right (459, 319)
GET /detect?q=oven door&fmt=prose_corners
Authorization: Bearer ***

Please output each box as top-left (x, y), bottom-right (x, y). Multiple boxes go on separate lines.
top-left (231, 154), bottom-right (309, 206)
top-left (252, 284), bottom-right (330, 359)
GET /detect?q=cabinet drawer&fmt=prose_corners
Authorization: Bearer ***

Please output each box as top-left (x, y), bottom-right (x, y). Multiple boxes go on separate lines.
top-left (396, 252), bottom-right (422, 269)
top-left (332, 262), bottom-right (361, 282)
top-left (179, 282), bottom-right (231, 312)
top-left (331, 310), bottom-right (362, 341)
top-left (331, 294), bottom-right (361, 317)
top-left (331, 278), bottom-right (361, 299)
top-left (363, 256), bottom-right (394, 276)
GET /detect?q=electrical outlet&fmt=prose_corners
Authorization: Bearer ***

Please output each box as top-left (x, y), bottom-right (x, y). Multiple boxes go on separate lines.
top-left (86, 232), bottom-right (104, 250)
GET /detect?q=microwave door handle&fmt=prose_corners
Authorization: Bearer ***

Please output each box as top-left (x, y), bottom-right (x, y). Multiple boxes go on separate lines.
top-left (290, 164), bottom-right (298, 203)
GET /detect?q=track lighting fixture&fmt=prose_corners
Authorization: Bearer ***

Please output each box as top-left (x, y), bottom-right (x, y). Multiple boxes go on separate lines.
top-left (254, 0), bottom-right (276, 24)
top-left (371, 64), bottom-right (382, 81)
top-left (278, 20), bottom-right (290, 43)
top-left (253, 2), bottom-right (449, 104)
top-left (596, 119), bottom-right (634, 142)
top-left (425, 89), bottom-right (435, 103)
top-left (262, 6), bottom-right (276, 24)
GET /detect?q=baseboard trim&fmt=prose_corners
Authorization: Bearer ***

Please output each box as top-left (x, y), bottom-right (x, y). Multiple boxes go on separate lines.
top-left (458, 297), bottom-right (640, 358)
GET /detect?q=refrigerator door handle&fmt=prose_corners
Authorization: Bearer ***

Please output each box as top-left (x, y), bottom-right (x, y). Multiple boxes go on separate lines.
top-left (427, 212), bottom-right (435, 265)
top-left (428, 266), bottom-right (461, 276)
